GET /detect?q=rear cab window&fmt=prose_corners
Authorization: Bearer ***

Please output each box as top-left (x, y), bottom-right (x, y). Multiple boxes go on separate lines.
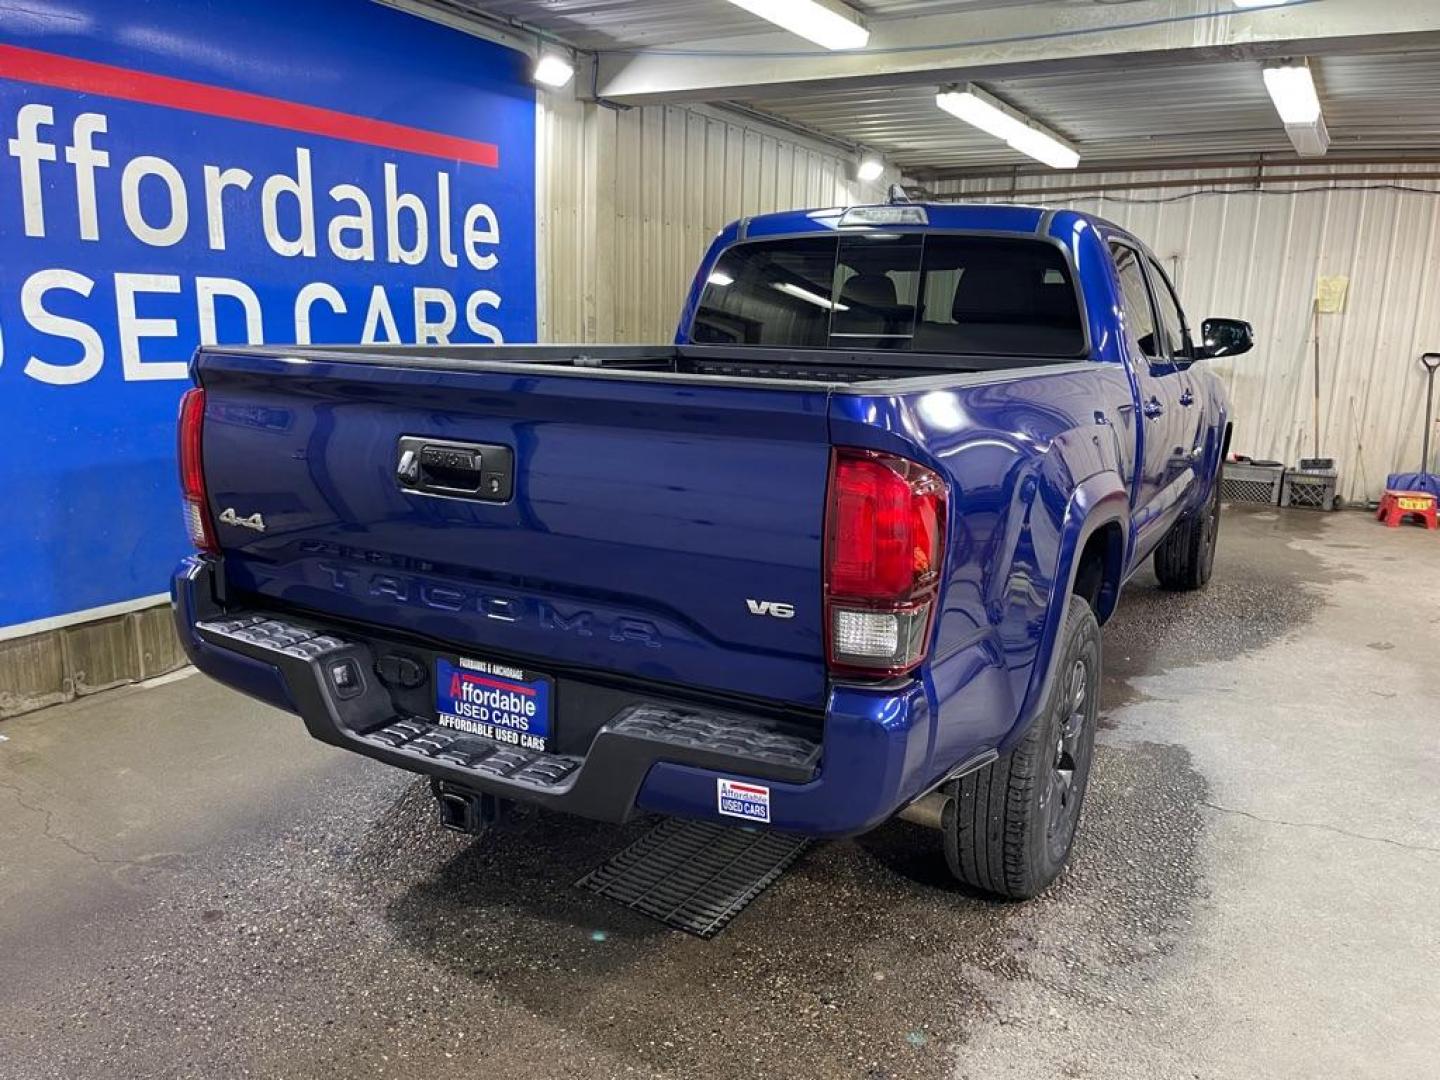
top-left (692, 232), bottom-right (1086, 357)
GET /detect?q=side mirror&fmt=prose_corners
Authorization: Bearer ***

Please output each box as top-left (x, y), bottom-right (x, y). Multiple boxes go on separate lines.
top-left (1195, 317), bottom-right (1254, 359)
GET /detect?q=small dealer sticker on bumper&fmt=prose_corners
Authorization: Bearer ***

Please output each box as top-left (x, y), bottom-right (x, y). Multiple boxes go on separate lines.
top-left (717, 779), bottom-right (771, 824)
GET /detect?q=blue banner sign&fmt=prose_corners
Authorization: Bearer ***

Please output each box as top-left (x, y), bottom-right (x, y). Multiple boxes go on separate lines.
top-left (0, 0), bottom-right (537, 630)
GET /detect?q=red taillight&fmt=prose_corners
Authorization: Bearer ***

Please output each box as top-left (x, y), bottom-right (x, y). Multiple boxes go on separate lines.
top-left (824, 447), bottom-right (946, 676)
top-left (178, 387), bottom-right (217, 553)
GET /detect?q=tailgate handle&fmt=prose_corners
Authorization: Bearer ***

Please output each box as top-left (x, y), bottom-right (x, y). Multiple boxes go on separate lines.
top-left (396, 436), bottom-right (514, 502)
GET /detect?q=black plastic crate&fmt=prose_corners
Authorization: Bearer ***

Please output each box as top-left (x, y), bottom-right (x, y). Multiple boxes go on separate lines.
top-left (1281, 467), bottom-right (1340, 511)
top-left (1222, 462), bottom-right (1284, 505)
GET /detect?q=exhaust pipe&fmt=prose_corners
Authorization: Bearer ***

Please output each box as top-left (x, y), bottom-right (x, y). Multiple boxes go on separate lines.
top-left (897, 789), bottom-right (950, 831)
top-left (895, 751), bottom-right (998, 830)
top-left (431, 780), bottom-right (509, 834)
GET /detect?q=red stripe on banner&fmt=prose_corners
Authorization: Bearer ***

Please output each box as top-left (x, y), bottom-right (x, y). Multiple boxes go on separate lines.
top-left (0, 43), bottom-right (500, 168)
top-left (459, 673), bottom-right (536, 696)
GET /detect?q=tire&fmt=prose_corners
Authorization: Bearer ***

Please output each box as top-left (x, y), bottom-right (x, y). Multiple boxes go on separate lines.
top-left (1154, 460), bottom-right (1223, 591)
top-left (943, 595), bottom-right (1101, 900)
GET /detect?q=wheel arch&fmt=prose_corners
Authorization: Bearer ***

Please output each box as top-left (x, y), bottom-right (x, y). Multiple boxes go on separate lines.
top-left (1074, 520), bottom-right (1125, 624)
top-left (1003, 471), bottom-right (1130, 753)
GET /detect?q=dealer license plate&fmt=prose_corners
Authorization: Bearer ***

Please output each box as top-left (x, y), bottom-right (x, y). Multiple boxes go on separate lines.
top-left (434, 657), bottom-right (553, 753)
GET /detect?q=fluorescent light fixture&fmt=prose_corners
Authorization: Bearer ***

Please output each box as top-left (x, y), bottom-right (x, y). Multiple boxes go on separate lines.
top-left (856, 155), bottom-right (885, 183)
top-left (1263, 59), bottom-right (1328, 156)
top-left (1284, 115), bottom-right (1329, 156)
top-left (1005, 124), bottom-right (1079, 170)
top-left (707, 270), bottom-right (734, 287)
top-left (774, 282), bottom-right (848, 311)
top-left (1263, 60), bottom-right (1321, 123)
top-left (533, 52), bottom-right (575, 89)
top-left (935, 84), bottom-right (1079, 170)
top-left (724, 0), bottom-right (869, 51)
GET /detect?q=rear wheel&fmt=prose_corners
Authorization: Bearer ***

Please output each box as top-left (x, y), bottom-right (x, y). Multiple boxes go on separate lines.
top-left (942, 595), bottom-right (1101, 900)
top-left (1154, 461), bottom-right (1223, 591)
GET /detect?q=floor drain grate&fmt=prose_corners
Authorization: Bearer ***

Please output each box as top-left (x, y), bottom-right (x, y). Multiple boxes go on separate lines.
top-left (577, 817), bottom-right (810, 938)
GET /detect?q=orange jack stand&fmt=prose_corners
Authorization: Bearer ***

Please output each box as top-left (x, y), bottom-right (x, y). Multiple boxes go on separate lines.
top-left (1376, 489), bottom-right (1438, 529)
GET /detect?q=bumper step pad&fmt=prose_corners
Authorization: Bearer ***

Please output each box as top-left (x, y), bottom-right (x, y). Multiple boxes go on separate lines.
top-left (198, 614), bottom-right (348, 660)
top-left (363, 718), bottom-right (583, 789)
top-left (577, 817), bottom-right (810, 938)
top-left (609, 704), bottom-right (820, 778)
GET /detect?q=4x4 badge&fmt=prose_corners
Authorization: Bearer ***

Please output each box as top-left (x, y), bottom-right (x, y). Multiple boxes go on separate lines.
top-left (219, 507), bottom-right (266, 532)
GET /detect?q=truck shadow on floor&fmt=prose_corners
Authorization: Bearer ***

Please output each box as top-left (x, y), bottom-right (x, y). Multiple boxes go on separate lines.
top-left (370, 734), bottom-right (1206, 1079)
top-left (373, 787), bottom-right (1004, 1078)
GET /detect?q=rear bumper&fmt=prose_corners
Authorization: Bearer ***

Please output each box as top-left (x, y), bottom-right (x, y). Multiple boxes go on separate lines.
top-left (172, 556), bottom-right (939, 837)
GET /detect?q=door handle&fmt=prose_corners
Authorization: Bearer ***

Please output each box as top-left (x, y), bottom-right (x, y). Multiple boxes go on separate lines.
top-left (1179, 387), bottom-right (1195, 407)
top-left (1142, 396), bottom-right (1165, 419)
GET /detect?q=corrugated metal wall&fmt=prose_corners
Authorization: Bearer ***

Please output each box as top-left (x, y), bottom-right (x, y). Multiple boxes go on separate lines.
top-left (935, 165), bottom-right (1440, 504)
top-left (537, 95), bottom-right (895, 343)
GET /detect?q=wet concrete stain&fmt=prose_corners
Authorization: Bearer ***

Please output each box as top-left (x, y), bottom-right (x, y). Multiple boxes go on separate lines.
top-left (1098, 504), bottom-right (1344, 719)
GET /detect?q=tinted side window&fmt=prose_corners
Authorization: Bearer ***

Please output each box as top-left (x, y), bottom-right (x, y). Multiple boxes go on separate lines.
top-left (1147, 258), bottom-right (1189, 359)
top-left (692, 237), bottom-right (837, 346)
top-left (1110, 243), bottom-right (1160, 358)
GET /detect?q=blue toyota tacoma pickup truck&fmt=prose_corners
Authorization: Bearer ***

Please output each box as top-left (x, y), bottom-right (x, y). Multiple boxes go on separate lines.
top-left (172, 200), bottom-right (1251, 899)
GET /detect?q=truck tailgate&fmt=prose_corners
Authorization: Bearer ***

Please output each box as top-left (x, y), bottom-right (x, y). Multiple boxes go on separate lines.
top-left (196, 351), bottom-right (832, 709)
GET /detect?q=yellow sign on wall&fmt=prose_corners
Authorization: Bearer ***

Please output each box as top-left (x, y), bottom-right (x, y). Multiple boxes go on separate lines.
top-left (1315, 275), bottom-right (1350, 314)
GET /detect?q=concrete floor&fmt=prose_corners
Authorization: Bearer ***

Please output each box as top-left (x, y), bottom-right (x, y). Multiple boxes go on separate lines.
top-left (1, 505), bottom-right (1436, 1080)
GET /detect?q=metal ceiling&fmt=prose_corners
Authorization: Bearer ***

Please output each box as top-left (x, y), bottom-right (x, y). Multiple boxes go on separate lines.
top-left (404, 0), bottom-right (1440, 176)
top-left (739, 51), bottom-right (1440, 176)
top-left (443, 0), bottom-right (1049, 50)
